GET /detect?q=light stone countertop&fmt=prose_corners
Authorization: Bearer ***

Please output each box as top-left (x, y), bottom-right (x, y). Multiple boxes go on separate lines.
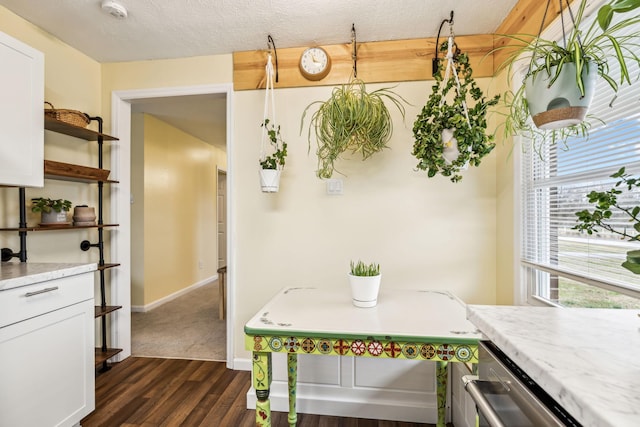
top-left (0, 262), bottom-right (98, 291)
top-left (467, 305), bottom-right (640, 427)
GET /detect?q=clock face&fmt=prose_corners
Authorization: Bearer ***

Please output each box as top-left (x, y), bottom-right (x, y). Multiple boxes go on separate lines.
top-left (299, 47), bottom-right (331, 81)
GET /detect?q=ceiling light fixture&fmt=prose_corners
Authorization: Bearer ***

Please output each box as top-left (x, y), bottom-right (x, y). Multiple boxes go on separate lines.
top-left (101, 0), bottom-right (128, 19)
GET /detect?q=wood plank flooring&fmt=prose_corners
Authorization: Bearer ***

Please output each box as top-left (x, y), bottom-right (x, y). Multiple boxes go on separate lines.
top-left (81, 357), bottom-right (438, 427)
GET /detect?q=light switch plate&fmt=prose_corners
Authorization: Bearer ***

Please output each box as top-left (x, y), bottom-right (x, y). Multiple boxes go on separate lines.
top-left (326, 178), bottom-right (343, 195)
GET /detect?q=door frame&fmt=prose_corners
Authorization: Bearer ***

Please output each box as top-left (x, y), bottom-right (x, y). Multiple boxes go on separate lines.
top-left (110, 83), bottom-right (235, 369)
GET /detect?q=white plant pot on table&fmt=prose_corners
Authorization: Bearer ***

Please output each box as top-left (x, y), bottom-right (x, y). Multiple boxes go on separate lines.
top-left (260, 169), bottom-right (281, 193)
top-left (525, 61), bottom-right (597, 130)
top-left (348, 273), bottom-right (381, 308)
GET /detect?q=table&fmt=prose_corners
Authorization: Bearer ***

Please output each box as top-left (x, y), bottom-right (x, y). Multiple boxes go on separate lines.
top-left (244, 287), bottom-right (481, 427)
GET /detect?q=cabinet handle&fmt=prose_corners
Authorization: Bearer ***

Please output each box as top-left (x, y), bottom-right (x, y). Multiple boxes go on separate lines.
top-left (24, 286), bottom-right (59, 297)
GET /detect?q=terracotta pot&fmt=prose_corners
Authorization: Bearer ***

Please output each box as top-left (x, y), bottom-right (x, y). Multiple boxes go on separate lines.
top-left (73, 206), bottom-right (96, 226)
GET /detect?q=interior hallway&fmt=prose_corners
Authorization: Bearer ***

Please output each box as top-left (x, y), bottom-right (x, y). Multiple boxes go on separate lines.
top-left (131, 280), bottom-right (226, 361)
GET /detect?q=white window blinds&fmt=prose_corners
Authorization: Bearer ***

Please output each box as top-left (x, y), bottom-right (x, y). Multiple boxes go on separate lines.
top-left (520, 2), bottom-right (640, 300)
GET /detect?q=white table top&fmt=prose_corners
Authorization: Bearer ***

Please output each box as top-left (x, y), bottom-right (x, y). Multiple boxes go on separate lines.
top-left (0, 262), bottom-right (97, 291)
top-left (467, 305), bottom-right (640, 427)
top-left (245, 287), bottom-right (481, 343)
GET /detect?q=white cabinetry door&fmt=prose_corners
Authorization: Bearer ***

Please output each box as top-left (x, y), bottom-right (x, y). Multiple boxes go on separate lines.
top-left (0, 297), bottom-right (94, 427)
top-left (0, 31), bottom-right (44, 187)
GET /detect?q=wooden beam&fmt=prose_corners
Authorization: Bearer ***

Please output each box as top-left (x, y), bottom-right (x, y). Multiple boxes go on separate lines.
top-left (233, 0), bottom-right (564, 89)
top-left (493, 0), bottom-right (562, 74)
top-left (233, 35), bottom-right (495, 91)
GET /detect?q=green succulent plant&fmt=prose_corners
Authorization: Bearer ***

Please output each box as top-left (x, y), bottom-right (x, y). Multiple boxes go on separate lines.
top-left (31, 197), bottom-right (72, 214)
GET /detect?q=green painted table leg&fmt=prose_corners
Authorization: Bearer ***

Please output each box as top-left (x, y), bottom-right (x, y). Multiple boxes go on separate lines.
top-left (253, 352), bottom-right (272, 426)
top-left (287, 353), bottom-right (298, 426)
top-left (436, 361), bottom-right (448, 427)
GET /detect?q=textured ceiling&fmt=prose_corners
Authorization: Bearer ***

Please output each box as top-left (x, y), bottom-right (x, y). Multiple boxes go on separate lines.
top-left (0, 0), bottom-right (519, 63)
top-left (0, 0), bottom-right (519, 148)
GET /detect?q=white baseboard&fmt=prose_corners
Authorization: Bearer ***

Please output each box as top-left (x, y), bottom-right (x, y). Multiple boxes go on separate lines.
top-left (131, 275), bottom-right (217, 312)
top-left (233, 357), bottom-right (252, 371)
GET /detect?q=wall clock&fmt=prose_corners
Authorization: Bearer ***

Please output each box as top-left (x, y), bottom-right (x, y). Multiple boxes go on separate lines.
top-left (299, 47), bottom-right (332, 81)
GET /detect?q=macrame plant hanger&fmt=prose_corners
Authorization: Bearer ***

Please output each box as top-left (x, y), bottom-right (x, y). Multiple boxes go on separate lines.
top-left (260, 37), bottom-right (278, 169)
top-left (436, 13), bottom-right (471, 131)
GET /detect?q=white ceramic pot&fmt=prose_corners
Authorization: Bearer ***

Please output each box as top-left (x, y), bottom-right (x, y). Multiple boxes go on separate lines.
top-left (348, 273), bottom-right (381, 308)
top-left (525, 61), bottom-right (597, 130)
top-left (441, 128), bottom-right (470, 169)
top-left (259, 169), bottom-right (281, 193)
top-left (41, 210), bottom-right (67, 224)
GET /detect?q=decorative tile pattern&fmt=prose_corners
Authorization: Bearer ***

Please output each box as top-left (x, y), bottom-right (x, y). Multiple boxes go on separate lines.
top-left (247, 335), bottom-right (478, 362)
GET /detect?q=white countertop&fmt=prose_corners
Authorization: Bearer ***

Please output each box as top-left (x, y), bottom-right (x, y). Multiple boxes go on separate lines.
top-left (467, 305), bottom-right (640, 427)
top-left (0, 262), bottom-right (98, 291)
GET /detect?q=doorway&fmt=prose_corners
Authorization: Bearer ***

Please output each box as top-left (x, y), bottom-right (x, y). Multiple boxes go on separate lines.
top-left (110, 84), bottom-right (235, 368)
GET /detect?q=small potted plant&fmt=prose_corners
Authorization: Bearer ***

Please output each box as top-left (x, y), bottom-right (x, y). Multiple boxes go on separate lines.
top-left (497, 0), bottom-right (640, 143)
top-left (348, 260), bottom-right (381, 308)
top-left (412, 43), bottom-right (499, 183)
top-left (573, 167), bottom-right (640, 273)
top-left (31, 197), bottom-right (72, 225)
top-left (259, 118), bottom-right (287, 193)
top-left (301, 79), bottom-right (406, 179)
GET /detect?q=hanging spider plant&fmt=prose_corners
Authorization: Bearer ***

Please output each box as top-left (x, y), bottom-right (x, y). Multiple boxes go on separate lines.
top-left (494, 0), bottom-right (640, 142)
top-left (300, 79), bottom-right (407, 179)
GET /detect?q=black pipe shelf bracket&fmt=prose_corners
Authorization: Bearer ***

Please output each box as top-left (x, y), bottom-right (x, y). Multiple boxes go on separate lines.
top-left (1, 187), bottom-right (29, 262)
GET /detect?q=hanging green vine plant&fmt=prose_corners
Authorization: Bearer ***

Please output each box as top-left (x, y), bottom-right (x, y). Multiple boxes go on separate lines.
top-left (412, 42), bottom-right (499, 183)
top-left (301, 79), bottom-right (407, 179)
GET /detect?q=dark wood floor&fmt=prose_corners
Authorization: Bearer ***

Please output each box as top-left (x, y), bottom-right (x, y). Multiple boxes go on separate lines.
top-left (81, 357), bottom-right (438, 427)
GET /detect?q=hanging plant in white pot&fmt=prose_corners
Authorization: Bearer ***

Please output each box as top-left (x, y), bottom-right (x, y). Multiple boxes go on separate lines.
top-left (259, 52), bottom-right (287, 193)
top-left (497, 0), bottom-right (640, 144)
top-left (412, 26), bottom-right (499, 183)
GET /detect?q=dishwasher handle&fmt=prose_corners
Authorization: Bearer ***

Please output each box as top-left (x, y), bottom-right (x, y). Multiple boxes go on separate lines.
top-left (462, 375), bottom-right (506, 427)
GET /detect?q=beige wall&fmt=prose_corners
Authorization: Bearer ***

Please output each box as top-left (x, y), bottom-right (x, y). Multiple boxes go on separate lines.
top-left (0, 6), bottom-right (102, 265)
top-left (130, 114), bottom-right (226, 307)
top-left (233, 81), bottom-right (501, 358)
top-left (494, 68), bottom-right (517, 305)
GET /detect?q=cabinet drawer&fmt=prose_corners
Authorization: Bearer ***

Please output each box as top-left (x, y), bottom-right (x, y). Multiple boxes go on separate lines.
top-left (0, 272), bottom-right (93, 328)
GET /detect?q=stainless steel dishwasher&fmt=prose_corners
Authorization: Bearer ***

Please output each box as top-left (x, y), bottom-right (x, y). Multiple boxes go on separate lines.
top-left (463, 341), bottom-right (582, 427)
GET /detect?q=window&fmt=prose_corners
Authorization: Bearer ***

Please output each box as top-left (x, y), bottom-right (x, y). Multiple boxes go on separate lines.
top-left (520, 3), bottom-right (640, 308)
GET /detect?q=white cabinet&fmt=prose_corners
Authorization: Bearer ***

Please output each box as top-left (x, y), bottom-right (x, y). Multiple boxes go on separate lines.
top-left (0, 271), bottom-right (95, 427)
top-left (0, 31), bottom-right (44, 187)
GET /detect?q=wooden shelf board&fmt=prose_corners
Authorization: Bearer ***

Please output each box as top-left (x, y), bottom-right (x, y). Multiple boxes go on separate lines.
top-left (45, 116), bottom-right (118, 141)
top-left (44, 160), bottom-right (117, 183)
top-left (95, 348), bottom-right (122, 366)
top-left (0, 224), bottom-right (119, 232)
top-left (98, 263), bottom-right (121, 271)
top-left (94, 305), bottom-right (122, 318)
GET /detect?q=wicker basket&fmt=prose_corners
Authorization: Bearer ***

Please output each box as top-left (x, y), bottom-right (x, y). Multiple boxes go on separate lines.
top-left (44, 102), bottom-right (90, 128)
